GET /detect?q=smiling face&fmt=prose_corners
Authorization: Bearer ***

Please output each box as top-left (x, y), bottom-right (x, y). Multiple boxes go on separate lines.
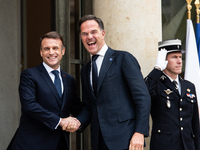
top-left (40, 38), bottom-right (65, 70)
top-left (163, 52), bottom-right (182, 80)
top-left (80, 20), bottom-right (105, 55)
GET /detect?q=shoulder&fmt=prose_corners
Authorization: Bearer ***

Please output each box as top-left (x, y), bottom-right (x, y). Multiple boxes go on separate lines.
top-left (181, 78), bottom-right (195, 87)
top-left (19, 66), bottom-right (43, 86)
top-left (61, 70), bottom-right (74, 79)
top-left (108, 47), bottom-right (139, 63)
top-left (109, 47), bottom-right (134, 56)
top-left (21, 65), bottom-right (41, 76)
top-left (81, 61), bottom-right (91, 72)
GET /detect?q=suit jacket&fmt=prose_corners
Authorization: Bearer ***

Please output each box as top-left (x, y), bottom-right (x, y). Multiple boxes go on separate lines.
top-left (77, 47), bottom-right (151, 150)
top-left (7, 64), bottom-right (82, 150)
top-left (145, 69), bottom-right (200, 150)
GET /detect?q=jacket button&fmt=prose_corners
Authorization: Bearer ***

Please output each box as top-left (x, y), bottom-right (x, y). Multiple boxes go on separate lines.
top-left (181, 127), bottom-right (183, 130)
top-left (179, 108), bottom-right (182, 111)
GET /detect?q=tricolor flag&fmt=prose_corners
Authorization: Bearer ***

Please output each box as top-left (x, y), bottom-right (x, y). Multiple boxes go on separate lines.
top-left (196, 22), bottom-right (200, 65)
top-left (184, 19), bottom-right (200, 116)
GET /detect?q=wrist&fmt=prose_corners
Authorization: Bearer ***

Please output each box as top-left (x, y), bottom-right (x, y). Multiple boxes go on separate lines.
top-left (154, 66), bottom-right (161, 70)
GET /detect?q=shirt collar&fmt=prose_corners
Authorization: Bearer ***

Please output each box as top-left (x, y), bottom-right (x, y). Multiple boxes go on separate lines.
top-left (90, 44), bottom-right (108, 58)
top-left (43, 62), bottom-right (61, 74)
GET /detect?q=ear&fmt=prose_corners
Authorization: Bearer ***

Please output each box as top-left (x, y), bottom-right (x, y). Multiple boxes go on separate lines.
top-left (102, 30), bottom-right (105, 37)
top-left (61, 47), bottom-right (65, 55)
top-left (40, 49), bottom-right (43, 57)
top-left (101, 30), bottom-right (106, 40)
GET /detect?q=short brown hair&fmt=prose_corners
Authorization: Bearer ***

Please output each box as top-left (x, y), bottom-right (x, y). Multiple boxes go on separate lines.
top-left (77, 15), bottom-right (104, 34)
top-left (40, 31), bottom-right (64, 49)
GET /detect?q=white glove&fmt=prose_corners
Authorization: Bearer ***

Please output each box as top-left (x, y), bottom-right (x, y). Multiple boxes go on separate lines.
top-left (154, 48), bottom-right (168, 71)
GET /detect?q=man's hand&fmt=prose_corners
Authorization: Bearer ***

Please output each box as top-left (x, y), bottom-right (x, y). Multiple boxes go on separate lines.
top-left (60, 116), bottom-right (81, 132)
top-left (129, 132), bottom-right (144, 150)
top-left (155, 48), bottom-right (168, 71)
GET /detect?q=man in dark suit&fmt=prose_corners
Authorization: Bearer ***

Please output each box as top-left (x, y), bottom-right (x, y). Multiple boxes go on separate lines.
top-left (7, 31), bottom-right (82, 150)
top-left (145, 39), bottom-right (200, 150)
top-left (74, 15), bottom-right (151, 150)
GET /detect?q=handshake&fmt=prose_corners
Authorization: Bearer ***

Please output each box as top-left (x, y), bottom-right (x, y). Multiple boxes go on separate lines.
top-left (60, 116), bottom-right (81, 132)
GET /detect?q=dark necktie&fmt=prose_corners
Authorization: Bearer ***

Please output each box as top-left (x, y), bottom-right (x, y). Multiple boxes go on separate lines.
top-left (173, 80), bottom-right (180, 94)
top-left (52, 70), bottom-right (62, 98)
top-left (92, 55), bottom-right (99, 95)
top-left (173, 81), bottom-right (178, 89)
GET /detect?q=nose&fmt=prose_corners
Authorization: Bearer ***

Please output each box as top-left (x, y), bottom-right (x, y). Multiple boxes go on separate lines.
top-left (87, 33), bottom-right (93, 39)
top-left (177, 58), bottom-right (182, 63)
top-left (49, 48), bottom-right (54, 54)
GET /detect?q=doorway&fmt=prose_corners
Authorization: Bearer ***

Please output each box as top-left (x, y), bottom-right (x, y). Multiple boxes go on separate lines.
top-left (21, 0), bottom-right (92, 149)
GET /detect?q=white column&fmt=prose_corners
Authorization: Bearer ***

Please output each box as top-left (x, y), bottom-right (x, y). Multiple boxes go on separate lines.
top-left (93, 1), bottom-right (161, 149)
top-left (93, 0), bottom-right (162, 77)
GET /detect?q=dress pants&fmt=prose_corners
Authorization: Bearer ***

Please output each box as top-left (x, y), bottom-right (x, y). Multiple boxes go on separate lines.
top-left (99, 130), bottom-right (109, 150)
top-left (57, 129), bottom-right (69, 150)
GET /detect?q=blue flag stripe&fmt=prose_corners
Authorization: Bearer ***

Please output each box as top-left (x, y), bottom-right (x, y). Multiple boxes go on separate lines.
top-left (196, 23), bottom-right (200, 66)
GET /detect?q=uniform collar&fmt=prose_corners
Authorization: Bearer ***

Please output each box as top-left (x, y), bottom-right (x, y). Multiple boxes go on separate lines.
top-left (162, 72), bottom-right (180, 85)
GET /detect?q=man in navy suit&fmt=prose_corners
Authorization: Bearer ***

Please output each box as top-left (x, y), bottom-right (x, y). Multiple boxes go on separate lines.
top-left (74, 15), bottom-right (151, 150)
top-left (7, 31), bottom-right (82, 150)
top-left (145, 39), bottom-right (200, 150)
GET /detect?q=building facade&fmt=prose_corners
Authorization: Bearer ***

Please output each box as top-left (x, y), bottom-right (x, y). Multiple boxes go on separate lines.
top-left (0, 0), bottom-right (190, 149)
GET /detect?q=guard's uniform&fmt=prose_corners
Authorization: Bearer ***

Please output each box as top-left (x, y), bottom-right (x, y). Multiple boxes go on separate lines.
top-left (145, 68), bottom-right (200, 150)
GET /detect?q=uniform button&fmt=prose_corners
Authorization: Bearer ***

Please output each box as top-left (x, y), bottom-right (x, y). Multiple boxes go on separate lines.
top-left (158, 130), bottom-right (161, 133)
top-left (180, 108), bottom-right (182, 111)
top-left (191, 100), bottom-right (194, 103)
top-left (180, 99), bottom-right (182, 102)
top-left (180, 118), bottom-right (183, 121)
top-left (181, 127), bottom-right (183, 130)
top-left (167, 96), bottom-right (169, 99)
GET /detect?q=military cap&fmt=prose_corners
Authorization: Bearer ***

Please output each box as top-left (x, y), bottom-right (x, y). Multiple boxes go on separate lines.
top-left (158, 39), bottom-right (184, 53)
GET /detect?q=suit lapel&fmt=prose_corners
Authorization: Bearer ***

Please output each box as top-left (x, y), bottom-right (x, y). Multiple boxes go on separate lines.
top-left (97, 48), bottom-right (115, 93)
top-left (38, 64), bottom-right (62, 108)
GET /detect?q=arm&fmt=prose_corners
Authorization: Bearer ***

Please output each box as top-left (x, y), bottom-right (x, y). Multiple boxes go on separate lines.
top-left (68, 77), bottom-right (83, 117)
top-left (19, 70), bottom-right (60, 130)
top-left (75, 68), bottom-right (92, 131)
top-left (122, 52), bottom-right (151, 136)
top-left (121, 53), bottom-right (149, 149)
top-left (145, 49), bottom-right (168, 98)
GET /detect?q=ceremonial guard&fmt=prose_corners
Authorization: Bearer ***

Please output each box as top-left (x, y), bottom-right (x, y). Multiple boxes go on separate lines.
top-left (145, 39), bottom-right (200, 150)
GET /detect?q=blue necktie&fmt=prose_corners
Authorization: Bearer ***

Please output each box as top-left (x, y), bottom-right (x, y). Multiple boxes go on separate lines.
top-left (92, 55), bottom-right (99, 95)
top-left (52, 70), bottom-right (62, 98)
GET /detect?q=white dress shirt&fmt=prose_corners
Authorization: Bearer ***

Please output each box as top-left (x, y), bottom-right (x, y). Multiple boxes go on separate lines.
top-left (43, 62), bottom-right (63, 129)
top-left (43, 62), bottom-right (64, 93)
top-left (90, 44), bottom-right (108, 86)
top-left (163, 72), bottom-right (181, 94)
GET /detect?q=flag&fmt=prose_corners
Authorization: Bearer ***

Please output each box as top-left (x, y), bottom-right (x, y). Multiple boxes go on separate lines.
top-left (185, 19), bottom-right (200, 116)
top-left (196, 23), bottom-right (200, 65)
